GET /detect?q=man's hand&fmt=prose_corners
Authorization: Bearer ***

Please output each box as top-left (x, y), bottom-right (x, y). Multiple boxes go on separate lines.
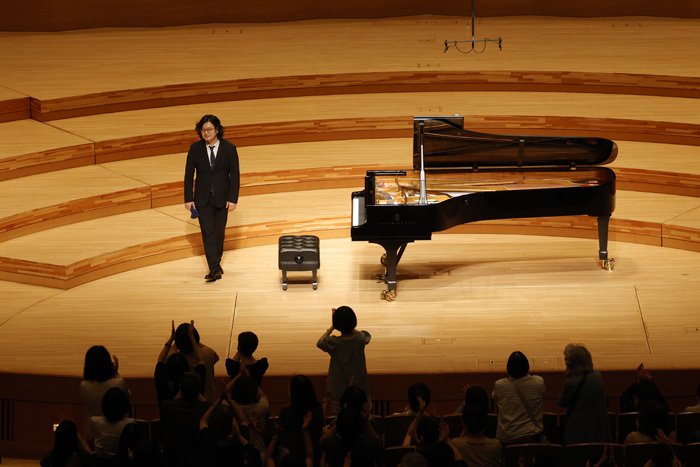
top-left (226, 202), bottom-right (237, 212)
top-left (185, 202), bottom-right (194, 212)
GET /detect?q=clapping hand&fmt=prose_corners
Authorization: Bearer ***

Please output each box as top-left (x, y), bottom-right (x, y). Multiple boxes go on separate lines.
top-left (303, 411), bottom-right (313, 431)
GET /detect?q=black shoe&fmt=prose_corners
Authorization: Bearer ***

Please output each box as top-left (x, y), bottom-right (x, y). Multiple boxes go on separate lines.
top-left (205, 271), bottom-right (222, 282)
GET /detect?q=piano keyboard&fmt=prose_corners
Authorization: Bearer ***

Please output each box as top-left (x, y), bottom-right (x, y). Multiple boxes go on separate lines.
top-left (352, 194), bottom-right (366, 227)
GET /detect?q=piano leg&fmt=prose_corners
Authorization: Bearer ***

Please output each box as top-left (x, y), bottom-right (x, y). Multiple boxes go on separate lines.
top-left (376, 241), bottom-right (409, 301)
top-left (597, 215), bottom-right (615, 270)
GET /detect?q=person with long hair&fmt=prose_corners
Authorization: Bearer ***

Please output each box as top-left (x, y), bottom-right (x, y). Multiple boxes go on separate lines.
top-left (80, 345), bottom-right (130, 432)
top-left (40, 420), bottom-right (91, 467)
top-left (276, 375), bottom-right (325, 465)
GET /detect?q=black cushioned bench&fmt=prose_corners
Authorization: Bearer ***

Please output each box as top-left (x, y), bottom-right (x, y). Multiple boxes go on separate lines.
top-left (278, 235), bottom-right (320, 290)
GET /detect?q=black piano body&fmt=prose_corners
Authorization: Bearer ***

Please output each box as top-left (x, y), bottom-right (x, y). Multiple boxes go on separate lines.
top-left (351, 116), bottom-right (617, 300)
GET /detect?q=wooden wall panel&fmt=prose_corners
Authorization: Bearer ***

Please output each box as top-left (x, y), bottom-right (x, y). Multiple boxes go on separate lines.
top-left (2, 0), bottom-right (699, 31)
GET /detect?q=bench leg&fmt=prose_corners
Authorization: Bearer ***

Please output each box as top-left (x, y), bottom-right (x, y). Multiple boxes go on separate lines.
top-left (312, 269), bottom-right (318, 290)
top-left (282, 270), bottom-right (288, 291)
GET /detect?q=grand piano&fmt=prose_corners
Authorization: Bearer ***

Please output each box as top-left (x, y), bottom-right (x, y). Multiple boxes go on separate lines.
top-left (351, 116), bottom-right (617, 300)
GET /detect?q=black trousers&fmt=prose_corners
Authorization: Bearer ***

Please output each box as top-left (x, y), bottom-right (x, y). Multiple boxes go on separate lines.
top-left (197, 192), bottom-right (228, 273)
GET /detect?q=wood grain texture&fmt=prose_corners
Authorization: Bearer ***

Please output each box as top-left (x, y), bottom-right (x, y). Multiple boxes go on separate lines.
top-left (0, 187), bottom-right (698, 289)
top-left (1, 17), bottom-right (700, 461)
top-left (83, 115), bottom-right (700, 160)
top-left (3, 18), bottom-right (700, 106)
top-left (1, 135), bottom-right (699, 270)
top-left (0, 87), bottom-right (30, 123)
top-left (27, 71), bottom-right (700, 121)
top-left (3, 113), bottom-right (695, 180)
top-left (1, 235), bottom-right (699, 378)
top-left (0, 120), bottom-right (94, 180)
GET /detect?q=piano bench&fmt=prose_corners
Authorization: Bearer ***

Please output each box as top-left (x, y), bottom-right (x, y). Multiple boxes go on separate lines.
top-left (278, 235), bottom-right (320, 290)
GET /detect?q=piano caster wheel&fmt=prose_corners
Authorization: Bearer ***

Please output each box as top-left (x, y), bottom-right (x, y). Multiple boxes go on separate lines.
top-left (380, 254), bottom-right (387, 266)
top-left (380, 289), bottom-right (396, 301)
top-left (600, 258), bottom-right (615, 271)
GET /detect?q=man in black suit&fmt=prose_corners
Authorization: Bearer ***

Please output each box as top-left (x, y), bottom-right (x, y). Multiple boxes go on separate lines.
top-left (184, 115), bottom-right (240, 282)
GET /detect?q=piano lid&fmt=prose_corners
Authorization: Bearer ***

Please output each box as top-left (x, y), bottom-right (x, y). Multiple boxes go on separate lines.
top-left (412, 116), bottom-right (618, 170)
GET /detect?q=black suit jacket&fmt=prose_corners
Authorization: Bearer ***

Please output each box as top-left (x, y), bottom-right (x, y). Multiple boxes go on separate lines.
top-left (184, 138), bottom-right (240, 208)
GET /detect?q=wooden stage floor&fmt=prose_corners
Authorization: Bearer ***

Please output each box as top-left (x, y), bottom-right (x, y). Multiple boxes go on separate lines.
top-left (3, 233), bottom-right (700, 380)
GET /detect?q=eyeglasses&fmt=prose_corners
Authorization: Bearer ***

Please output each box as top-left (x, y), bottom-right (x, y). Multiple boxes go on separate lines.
top-left (201, 127), bottom-right (216, 133)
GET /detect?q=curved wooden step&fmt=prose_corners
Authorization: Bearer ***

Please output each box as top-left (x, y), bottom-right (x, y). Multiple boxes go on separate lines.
top-left (0, 188), bottom-right (697, 289)
top-left (3, 112), bottom-right (700, 181)
top-left (29, 71), bottom-right (700, 121)
top-left (1, 138), bottom-right (699, 242)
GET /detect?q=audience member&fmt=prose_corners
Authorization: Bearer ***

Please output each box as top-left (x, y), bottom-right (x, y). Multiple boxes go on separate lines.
top-left (493, 350), bottom-right (546, 445)
top-left (174, 321), bottom-right (219, 402)
top-left (40, 420), bottom-right (91, 467)
top-left (558, 343), bottom-right (611, 445)
top-left (451, 403), bottom-right (502, 467)
top-left (460, 385), bottom-right (497, 437)
top-left (266, 411), bottom-right (315, 467)
top-left (456, 385), bottom-right (490, 413)
top-left (67, 326), bottom-right (700, 467)
top-left (414, 417), bottom-right (466, 467)
top-left (338, 385), bottom-right (381, 440)
top-left (624, 399), bottom-right (676, 445)
top-left (196, 400), bottom-right (262, 467)
top-left (400, 382), bottom-right (432, 415)
top-left (320, 405), bottom-right (382, 467)
top-left (620, 363), bottom-right (670, 413)
top-left (89, 387), bottom-right (134, 464)
top-left (80, 345), bottom-right (130, 431)
top-left (160, 372), bottom-right (213, 467)
top-left (401, 395), bottom-right (465, 467)
top-left (117, 421), bottom-right (162, 467)
top-left (226, 331), bottom-right (269, 387)
top-left (155, 320), bottom-right (206, 409)
top-left (316, 306), bottom-right (371, 414)
top-left (277, 375), bottom-right (324, 465)
top-left (226, 368), bottom-right (270, 458)
top-left (339, 385), bottom-right (368, 411)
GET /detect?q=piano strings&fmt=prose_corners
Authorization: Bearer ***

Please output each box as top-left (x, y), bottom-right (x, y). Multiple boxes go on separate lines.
top-left (376, 176), bottom-right (602, 205)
